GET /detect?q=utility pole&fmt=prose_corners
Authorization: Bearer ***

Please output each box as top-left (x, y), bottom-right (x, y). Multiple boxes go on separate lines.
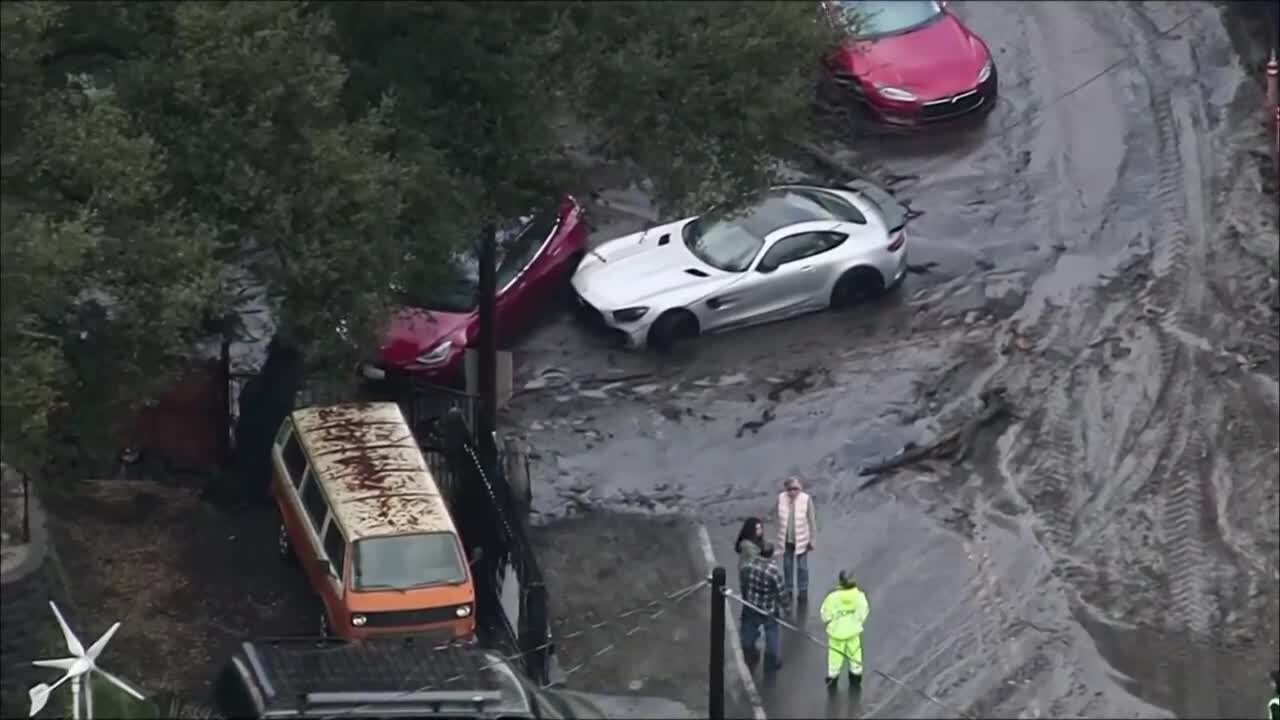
top-left (709, 566), bottom-right (726, 720)
top-left (476, 222), bottom-right (498, 441)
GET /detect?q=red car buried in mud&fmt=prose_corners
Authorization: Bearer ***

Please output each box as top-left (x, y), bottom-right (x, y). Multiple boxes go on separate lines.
top-left (361, 196), bottom-right (588, 387)
top-left (821, 0), bottom-right (998, 128)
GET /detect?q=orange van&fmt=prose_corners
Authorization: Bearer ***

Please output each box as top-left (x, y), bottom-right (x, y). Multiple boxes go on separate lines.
top-left (271, 401), bottom-right (476, 642)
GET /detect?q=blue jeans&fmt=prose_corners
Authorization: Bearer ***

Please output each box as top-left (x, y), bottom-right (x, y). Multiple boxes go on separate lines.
top-left (739, 608), bottom-right (781, 666)
top-left (783, 543), bottom-right (809, 596)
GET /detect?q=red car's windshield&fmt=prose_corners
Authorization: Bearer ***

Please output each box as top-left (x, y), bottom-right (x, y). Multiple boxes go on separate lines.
top-left (837, 0), bottom-right (944, 38)
top-left (395, 205), bottom-right (560, 312)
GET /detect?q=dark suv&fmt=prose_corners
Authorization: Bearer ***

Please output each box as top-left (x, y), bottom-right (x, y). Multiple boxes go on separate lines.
top-left (212, 637), bottom-right (606, 719)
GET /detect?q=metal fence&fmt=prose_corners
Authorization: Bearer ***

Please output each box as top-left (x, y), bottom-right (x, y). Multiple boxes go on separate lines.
top-left (405, 396), bottom-right (551, 685)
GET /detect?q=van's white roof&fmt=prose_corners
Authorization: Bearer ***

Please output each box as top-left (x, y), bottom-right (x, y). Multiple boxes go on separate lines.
top-left (290, 402), bottom-right (457, 542)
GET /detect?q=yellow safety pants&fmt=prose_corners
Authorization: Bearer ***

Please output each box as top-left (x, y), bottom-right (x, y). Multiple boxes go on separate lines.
top-left (826, 634), bottom-right (863, 678)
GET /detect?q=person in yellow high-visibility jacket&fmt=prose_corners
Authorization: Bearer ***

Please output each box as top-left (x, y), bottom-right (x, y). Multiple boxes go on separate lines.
top-left (820, 570), bottom-right (870, 689)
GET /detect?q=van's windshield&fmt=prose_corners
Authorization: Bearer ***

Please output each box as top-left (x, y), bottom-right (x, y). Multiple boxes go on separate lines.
top-left (352, 532), bottom-right (467, 591)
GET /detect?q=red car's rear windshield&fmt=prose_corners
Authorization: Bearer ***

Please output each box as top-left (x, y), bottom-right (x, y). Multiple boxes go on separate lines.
top-left (838, 0), bottom-right (944, 38)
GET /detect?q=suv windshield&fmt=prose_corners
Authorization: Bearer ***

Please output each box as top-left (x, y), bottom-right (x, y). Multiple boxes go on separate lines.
top-left (396, 205), bottom-right (561, 312)
top-left (352, 532), bottom-right (467, 591)
top-left (682, 189), bottom-right (841, 272)
top-left (837, 0), bottom-right (943, 38)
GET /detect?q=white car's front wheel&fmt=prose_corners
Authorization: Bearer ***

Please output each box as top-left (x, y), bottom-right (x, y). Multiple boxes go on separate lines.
top-left (647, 310), bottom-right (700, 352)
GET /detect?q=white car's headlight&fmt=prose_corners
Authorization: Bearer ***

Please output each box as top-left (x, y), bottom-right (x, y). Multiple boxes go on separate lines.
top-left (611, 307), bottom-right (649, 323)
top-left (876, 86), bottom-right (917, 102)
top-left (977, 59), bottom-right (993, 84)
top-left (416, 340), bottom-right (453, 366)
top-left (351, 614), bottom-right (367, 627)
top-left (455, 605), bottom-right (472, 618)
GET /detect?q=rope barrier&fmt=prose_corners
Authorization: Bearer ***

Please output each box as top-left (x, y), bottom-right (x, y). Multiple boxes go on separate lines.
top-left (724, 587), bottom-right (977, 720)
top-left (317, 578), bottom-right (709, 719)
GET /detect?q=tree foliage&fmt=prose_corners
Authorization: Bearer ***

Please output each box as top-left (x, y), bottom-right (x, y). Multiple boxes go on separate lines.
top-left (1, 0), bottom-right (841, 473)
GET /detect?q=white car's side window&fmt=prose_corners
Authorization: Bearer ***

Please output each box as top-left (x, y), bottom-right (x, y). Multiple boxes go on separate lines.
top-left (762, 232), bottom-right (846, 268)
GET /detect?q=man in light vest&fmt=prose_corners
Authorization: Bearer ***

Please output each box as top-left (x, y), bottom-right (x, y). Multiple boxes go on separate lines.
top-left (820, 570), bottom-right (869, 690)
top-left (776, 476), bottom-right (817, 607)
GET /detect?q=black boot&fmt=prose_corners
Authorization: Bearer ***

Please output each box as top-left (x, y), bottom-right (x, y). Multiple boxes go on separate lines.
top-left (797, 591), bottom-right (808, 606)
top-left (849, 672), bottom-right (862, 689)
top-left (826, 675), bottom-right (838, 691)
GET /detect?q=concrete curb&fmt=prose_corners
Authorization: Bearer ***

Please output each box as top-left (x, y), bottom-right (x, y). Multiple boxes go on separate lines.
top-left (695, 523), bottom-right (768, 720)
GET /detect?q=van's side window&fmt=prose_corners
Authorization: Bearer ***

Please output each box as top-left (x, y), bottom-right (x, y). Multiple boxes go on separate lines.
top-left (300, 477), bottom-right (328, 530)
top-left (323, 521), bottom-right (346, 577)
top-left (282, 433), bottom-right (308, 489)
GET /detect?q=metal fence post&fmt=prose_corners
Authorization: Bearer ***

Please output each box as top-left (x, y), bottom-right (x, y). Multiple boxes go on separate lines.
top-left (710, 566), bottom-right (726, 720)
top-left (523, 581), bottom-right (549, 684)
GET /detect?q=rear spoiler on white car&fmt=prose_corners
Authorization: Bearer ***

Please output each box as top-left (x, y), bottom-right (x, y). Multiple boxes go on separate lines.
top-left (842, 179), bottom-right (909, 233)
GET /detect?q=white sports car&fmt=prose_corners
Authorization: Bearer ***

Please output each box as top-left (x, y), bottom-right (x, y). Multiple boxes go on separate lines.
top-left (570, 180), bottom-right (911, 350)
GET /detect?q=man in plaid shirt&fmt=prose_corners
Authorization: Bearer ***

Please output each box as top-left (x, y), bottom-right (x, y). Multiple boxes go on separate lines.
top-left (739, 542), bottom-right (784, 671)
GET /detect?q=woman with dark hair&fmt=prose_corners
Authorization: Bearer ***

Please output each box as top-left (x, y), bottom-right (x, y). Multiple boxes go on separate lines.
top-left (735, 517), bottom-right (765, 588)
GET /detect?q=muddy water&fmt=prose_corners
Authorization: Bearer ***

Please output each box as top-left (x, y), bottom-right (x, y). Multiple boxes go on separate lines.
top-left (508, 1), bottom-right (1278, 717)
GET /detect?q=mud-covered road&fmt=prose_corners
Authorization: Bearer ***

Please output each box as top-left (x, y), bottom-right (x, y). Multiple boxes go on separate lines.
top-left (506, 1), bottom-right (1280, 717)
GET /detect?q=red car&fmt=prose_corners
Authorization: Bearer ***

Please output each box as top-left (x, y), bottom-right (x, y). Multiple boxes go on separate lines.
top-left (821, 0), bottom-right (997, 128)
top-left (362, 195), bottom-right (588, 387)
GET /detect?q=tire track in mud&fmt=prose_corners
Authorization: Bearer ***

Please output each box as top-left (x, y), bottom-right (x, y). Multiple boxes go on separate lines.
top-left (997, 3), bottom-right (1253, 714)
top-left (967, 3), bottom-right (1231, 712)
top-left (992, 0), bottom-right (1167, 593)
top-left (894, 5), bottom-right (1162, 714)
top-left (1003, 0), bottom-right (1214, 622)
top-left (1119, 1), bottom-right (1224, 646)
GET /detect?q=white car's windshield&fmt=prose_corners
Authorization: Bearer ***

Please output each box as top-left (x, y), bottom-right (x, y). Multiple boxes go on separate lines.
top-left (681, 218), bottom-right (765, 273)
top-left (352, 532), bottom-right (467, 591)
top-left (838, 0), bottom-right (943, 38)
top-left (683, 189), bottom-right (842, 272)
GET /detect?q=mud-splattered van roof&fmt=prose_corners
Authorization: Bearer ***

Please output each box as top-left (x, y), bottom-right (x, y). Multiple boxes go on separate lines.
top-left (289, 402), bottom-right (457, 542)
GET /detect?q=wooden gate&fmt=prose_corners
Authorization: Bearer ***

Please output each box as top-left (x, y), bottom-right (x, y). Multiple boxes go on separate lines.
top-left (122, 357), bottom-right (229, 471)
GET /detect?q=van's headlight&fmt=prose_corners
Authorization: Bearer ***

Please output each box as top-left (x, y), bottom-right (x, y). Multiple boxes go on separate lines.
top-left (351, 614), bottom-right (368, 627)
top-left (611, 307), bottom-right (649, 323)
top-left (416, 340), bottom-right (453, 366)
top-left (977, 59), bottom-right (993, 84)
top-left (455, 605), bottom-right (472, 618)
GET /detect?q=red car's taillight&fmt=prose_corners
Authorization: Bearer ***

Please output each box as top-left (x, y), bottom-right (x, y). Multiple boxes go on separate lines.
top-left (887, 230), bottom-right (906, 252)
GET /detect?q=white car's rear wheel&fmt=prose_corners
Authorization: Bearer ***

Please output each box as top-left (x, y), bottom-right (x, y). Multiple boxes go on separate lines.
top-left (648, 310), bottom-right (699, 351)
top-left (831, 267), bottom-right (885, 309)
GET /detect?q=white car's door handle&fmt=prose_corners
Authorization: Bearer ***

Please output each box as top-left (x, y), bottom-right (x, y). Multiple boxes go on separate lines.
top-left (798, 265), bottom-right (815, 272)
